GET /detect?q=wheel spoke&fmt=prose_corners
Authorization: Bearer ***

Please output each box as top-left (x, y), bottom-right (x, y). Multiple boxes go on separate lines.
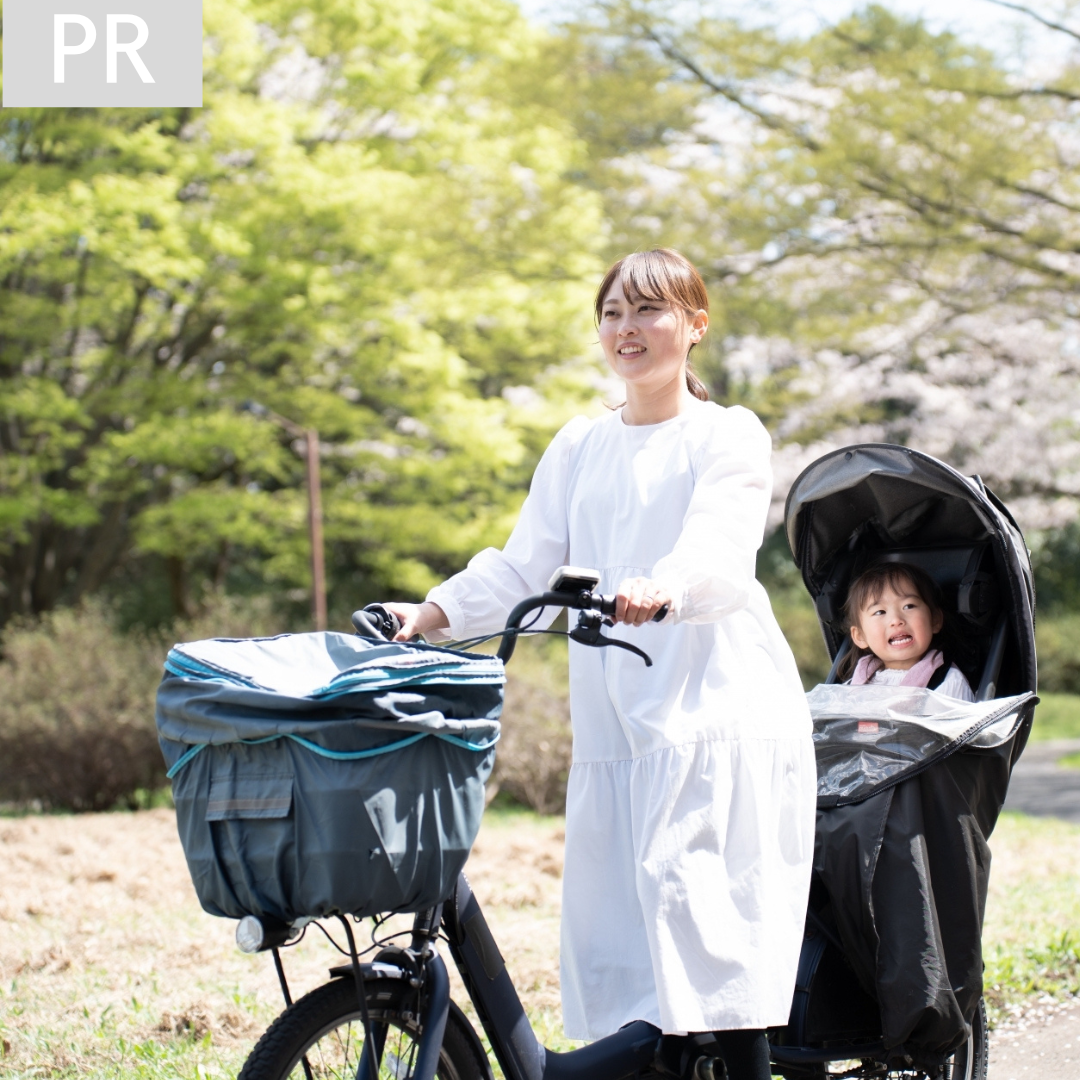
top-left (239, 976), bottom-right (486, 1080)
top-left (281, 1017), bottom-right (422, 1080)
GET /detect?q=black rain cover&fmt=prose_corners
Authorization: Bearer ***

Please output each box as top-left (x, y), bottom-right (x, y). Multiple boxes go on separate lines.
top-left (785, 445), bottom-right (1038, 1069)
top-left (810, 687), bottom-right (1035, 1067)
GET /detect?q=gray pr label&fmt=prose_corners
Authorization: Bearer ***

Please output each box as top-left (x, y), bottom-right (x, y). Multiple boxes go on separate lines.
top-left (3, 0), bottom-right (203, 107)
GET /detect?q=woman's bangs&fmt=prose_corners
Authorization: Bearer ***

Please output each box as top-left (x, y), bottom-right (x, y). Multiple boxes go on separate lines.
top-left (620, 253), bottom-right (672, 304)
top-left (593, 248), bottom-right (709, 330)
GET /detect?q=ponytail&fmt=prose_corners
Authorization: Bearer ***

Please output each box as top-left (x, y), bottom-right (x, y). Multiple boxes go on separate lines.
top-left (686, 360), bottom-right (709, 401)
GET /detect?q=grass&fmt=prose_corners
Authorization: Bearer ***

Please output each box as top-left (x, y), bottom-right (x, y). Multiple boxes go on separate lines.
top-left (982, 812), bottom-right (1080, 1023)
top-left (1030, 692), bottom-right (1080, 741)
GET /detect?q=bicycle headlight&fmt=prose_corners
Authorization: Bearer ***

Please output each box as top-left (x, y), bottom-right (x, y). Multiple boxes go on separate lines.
top-left (236, 915), bottom-right (296, 953)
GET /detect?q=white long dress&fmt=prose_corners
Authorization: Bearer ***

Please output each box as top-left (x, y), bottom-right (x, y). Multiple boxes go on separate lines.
top-left (426, 398), bottom-right (816, 1040)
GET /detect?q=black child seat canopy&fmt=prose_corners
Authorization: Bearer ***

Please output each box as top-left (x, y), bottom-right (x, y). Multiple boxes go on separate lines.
top-left (785, 442), bottom-right (1036, 698)
top-left (779, 444), bottom-right (1037, 1071)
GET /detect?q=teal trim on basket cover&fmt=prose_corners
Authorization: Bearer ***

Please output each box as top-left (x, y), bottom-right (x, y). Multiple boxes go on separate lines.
top-left (165, 727), bottom-right (501, 780)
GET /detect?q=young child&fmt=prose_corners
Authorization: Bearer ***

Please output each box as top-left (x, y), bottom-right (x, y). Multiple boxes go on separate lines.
top-left (840, 562), bottom-right (976, 701)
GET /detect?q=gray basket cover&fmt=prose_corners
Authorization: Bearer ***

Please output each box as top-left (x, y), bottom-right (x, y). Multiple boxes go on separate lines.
top-left (156, 632), bottom-right (503, 923)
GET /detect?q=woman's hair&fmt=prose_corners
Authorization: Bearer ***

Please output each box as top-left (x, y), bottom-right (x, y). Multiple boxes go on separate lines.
top-left (594, 248), bottom-right (710, 401)
top-left (836, 561), bottom-right (945, 681)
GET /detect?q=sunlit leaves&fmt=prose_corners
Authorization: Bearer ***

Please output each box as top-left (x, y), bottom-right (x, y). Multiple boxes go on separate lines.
top-left (0, 0), bottom-right (605, 622)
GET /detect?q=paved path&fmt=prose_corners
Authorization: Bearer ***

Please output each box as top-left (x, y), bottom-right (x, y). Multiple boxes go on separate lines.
top-left (990, 996), bottom-right (1080, 1078)
top-left (993, 743), bottom-right (1080, 1075)
top-left (1003, 739), bottom-right (1080, 822)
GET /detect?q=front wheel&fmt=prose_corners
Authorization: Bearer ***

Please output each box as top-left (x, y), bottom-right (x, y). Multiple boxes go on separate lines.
top-left (238, 976), bottom-right (489, 1080)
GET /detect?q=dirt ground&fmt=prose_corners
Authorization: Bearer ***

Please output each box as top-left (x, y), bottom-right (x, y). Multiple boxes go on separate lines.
top-left (0, 808), bottom-right (566, 1074)
top-left (989, 994), bottom-right (1080, 1078)
top-left (0, 808), bottom-right (1076, 1076)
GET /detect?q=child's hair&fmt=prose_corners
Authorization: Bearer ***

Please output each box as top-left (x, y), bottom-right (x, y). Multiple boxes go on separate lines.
top-left (594, 248), bottom-right (710, 401)
top-left (836, 561), bottom-right (945, 681)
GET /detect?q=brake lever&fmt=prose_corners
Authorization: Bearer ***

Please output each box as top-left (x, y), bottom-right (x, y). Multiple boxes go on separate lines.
top-left (569, 611), bottom-right (654, 667)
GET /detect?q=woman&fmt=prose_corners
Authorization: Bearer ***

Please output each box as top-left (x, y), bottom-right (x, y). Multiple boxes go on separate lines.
top-left (386, 249), bottom-right (815, 1080)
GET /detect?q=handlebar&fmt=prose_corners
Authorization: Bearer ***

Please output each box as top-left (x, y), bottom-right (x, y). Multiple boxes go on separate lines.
top-left (496, 591), bottom-right (667, 663)
top-left (352, 593), bottom-right (667, 665)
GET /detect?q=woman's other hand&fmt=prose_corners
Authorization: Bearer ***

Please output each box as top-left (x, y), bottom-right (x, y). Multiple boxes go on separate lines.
top-left (613, 577), bottom-right (671, 627)
top-left (382, 601), bottom-right (450, 642)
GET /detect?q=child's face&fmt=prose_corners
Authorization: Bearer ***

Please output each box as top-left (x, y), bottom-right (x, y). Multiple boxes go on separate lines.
top-left (599, 278), bottom-right (706, 393)
top-left (850, 580), bottom-right (943, 670)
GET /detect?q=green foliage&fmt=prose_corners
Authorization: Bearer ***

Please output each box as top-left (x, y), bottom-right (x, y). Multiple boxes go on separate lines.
top-left (560, 2), bottom-right (1080, 504)
top-left (983, 812), bottom-right (1080, 1025)
top-left (985, 930), bottom-right (1080, 1022)
top-left (1032, 524), bottom-right (1080, 613)
top-left (579, 2), bottom-right (1076, 337)
top-left (0, 595), bottom-right (282, 811)
top-left (757, 530), bottom-right (832, 688)
top-left (771, 592), bottom-right (832, 690)
top-left (0, 0), bottom-right (605, 628)
top-left (1030, 692), bottom-right (1080, 742)
top-left (495, 634), bottom-right (572, 814)
top-left (1034, 616), bottom-right (1080, 695)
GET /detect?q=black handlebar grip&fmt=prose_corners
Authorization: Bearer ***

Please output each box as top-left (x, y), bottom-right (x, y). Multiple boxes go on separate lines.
top-left (595, 595), bottom-right (669, 621)
top-left (351, 604), bottom-right (402, 640)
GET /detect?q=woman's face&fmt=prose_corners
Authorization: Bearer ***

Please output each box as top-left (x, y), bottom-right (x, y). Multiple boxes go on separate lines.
top-left (599, 278), bottom-right (706, 394)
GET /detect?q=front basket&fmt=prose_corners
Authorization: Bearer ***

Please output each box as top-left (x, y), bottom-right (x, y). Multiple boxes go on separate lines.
top-left (156, 632), bottom-right (503, 923)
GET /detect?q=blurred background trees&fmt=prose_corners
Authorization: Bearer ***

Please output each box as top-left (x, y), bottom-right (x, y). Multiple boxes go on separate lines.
top-left (4, 0), bottom-right (1080, 808)
top-left (0, 0), bottom-right (603, 630)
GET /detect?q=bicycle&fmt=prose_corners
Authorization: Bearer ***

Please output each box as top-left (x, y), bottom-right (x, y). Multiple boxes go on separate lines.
top-left (232, 573), bottom-right (991, 1080)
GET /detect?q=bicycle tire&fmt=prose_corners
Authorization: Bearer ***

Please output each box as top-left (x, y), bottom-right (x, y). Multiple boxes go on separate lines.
top-left (238, 975), bottom-right (488, 1080)
top-left (816, 997), bottom-right (988, 1080)
top-left (883, 997), bottom-right (987, 1080)
top-left (944, 996), bottom-right (988, 1080)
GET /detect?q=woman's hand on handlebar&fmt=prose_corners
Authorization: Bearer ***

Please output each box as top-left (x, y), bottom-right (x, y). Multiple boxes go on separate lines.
top-left (383, 601), bottom-right (450, 642)
top-left (614, 577), bottom-right (671, 627)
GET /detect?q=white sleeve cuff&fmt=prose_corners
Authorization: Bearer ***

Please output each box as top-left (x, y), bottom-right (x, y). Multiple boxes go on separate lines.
top-left (424, 588), bottom-right (466, 642)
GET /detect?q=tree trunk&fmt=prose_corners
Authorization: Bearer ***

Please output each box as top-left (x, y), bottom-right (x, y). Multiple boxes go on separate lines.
top-left (167, 556), bottom-right (189, 619)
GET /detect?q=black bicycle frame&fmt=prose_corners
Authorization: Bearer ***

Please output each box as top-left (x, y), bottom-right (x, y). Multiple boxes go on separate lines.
top-left (331, 868), bottom-right (896, 1080)
top-left (327, 873), bottom-right (661, 1080)
top-left (441, 873), bottom-right (662, 1080)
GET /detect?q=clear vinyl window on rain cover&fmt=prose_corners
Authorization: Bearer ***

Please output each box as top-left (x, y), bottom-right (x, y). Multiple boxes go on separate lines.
top-left (808, 685), bottom-right (1035, 806)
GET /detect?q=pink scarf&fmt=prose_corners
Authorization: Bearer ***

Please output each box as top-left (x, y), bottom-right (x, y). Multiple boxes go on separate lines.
top-left (851, 648), bottom-right (945, 688)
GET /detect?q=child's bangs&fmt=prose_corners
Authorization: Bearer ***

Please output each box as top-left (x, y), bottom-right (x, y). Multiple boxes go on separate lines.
top-left (863, 567), bottom-right (917, 609)
top-left (846, 562), bottom-right (942, 623)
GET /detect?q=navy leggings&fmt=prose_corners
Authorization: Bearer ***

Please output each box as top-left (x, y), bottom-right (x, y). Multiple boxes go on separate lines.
top-left (657, 1029), bottom-right (771, 1080)
top-left (712, 1029), bottom-right (771, 1080)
